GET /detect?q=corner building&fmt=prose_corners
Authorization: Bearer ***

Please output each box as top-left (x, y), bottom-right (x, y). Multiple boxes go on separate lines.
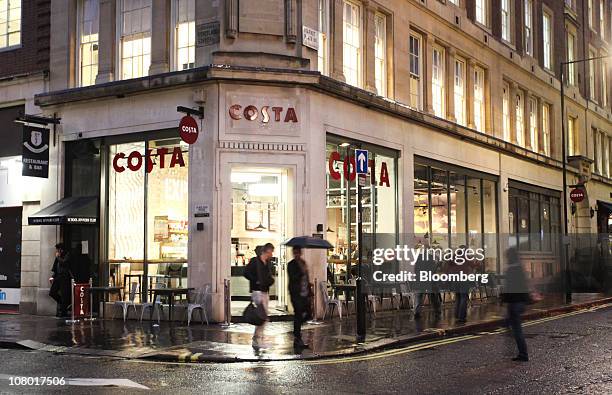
top-left (23, 0), bottom-right (611, 319)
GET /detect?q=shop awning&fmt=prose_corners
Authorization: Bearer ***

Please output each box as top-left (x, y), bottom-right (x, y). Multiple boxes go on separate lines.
top-left (28, 196), bottom-right (98, 225)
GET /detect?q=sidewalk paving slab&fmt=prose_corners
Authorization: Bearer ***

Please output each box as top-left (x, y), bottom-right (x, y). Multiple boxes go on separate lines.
top-left (0, 293), bottom-right (610, 363)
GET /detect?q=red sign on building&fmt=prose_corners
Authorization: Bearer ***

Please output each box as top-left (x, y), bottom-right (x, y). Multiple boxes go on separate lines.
top-left (72, 282), bottom-right (91, 319)
top-left (569, 188), bottom-right (585, 203)
top-left (179, 115), bottom-right (199, 144)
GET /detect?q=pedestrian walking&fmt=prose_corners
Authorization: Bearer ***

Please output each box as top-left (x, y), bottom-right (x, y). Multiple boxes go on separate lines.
top-left (501, 246), bottom-right (530, 362)
top-left (49, 243), bottom-right (73, 318)
top-left (244, 242), bottom-right (275, 351)
top-left (287, 246), bottom-right (313, 350)
top-left (413, 243), bottom-right (442, 318)
top-left (448, 245), bottom-right (478, 324)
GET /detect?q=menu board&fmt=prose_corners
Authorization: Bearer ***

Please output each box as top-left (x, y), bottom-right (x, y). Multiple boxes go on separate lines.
top-left (0, 207), bottom-right (22, 304)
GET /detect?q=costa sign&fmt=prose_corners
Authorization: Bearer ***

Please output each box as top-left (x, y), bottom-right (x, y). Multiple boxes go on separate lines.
top-left (179, 115), bottom-right (199, 144)
top-left (569, 188), bottom-right (585, 203)
top-left (112, 147), bottom-right (186, 173)
top-left (72, 282), bottom-right (90, 319)
top-left (228, 104), bottom-right (298, 123)
top-left (328, 151), bottom-right (390, 187)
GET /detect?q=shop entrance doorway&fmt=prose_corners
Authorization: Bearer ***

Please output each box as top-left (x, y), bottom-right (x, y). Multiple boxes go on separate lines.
top-left (229, 167), bottom-right (293, 317)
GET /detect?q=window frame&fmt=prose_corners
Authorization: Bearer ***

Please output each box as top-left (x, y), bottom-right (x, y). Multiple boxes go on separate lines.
top-left (432, 44), bottom-right (446, 118)
top-left (76, 0), bottom-right (100, 87)
top-left (318, 0), bottom-right (330, 76)
top-left (542, 11), bottom-right (553, 70)
top-left (502, 81), bottom-right (511, 141)
top-left (342, 0), bottom-right (362, 88)
top-left (501, 0), bottom-right (512, 43)
top-left (475, 0), bottom-right (489, 27)
top-left (567, 30), bottom-right (576, 86)
top-left (473, 66), bottom-right (486, 132)
top-left (542, 103), bottom-right (551, 156)
top-left (454, 57), bottom-right (467, 126)
top-left (515, 90), bottom-right (524, 147)
top-left (116, 0), bottom-right (153, 81)
top-left (409, 32), bottom-right (423, 111)
top-left (374, 12), bottom-right (387, 97)
top-left (524, 0), bottom-right (533, 56)
top-left (528, 96), bottom-right (538, 152)
top-left (589, 48), bottom-right (597, 102)
top-left (0, 0), bottom-right (22, 51)
top-left (567, 116), bottom-right (578, 156)
top-left (171, 0), bottom-right (196, 72)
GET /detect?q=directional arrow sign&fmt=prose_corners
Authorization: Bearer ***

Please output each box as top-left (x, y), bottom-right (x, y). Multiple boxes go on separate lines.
top-left (355, 149), bottom-right (368, 174)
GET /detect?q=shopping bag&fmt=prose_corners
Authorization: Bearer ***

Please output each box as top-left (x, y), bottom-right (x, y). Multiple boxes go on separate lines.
top-left (243, 302), bottom-right (266, 326)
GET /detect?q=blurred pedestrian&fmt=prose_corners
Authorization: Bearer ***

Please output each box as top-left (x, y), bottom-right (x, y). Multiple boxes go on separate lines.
top-left (414, 242), bottom-right (441, 318)
top-left (49, 243), bottom-right (73, 317)
top-left (448, 245), bottom-right (478, 324)
top-left (501, 247), bottom-right (530, 362)
top-left (244, 242), bottom-right (275, 351)
top-left (287, 246), bottom-right (313, 350)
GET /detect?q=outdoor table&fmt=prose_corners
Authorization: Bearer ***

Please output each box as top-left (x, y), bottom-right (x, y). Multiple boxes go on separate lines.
top-left (89, 286), bottom-right (122, 319)
top-left (151, 287), bottom-right (194, 322)
top-left (332, 284), bottom-right (356, 301)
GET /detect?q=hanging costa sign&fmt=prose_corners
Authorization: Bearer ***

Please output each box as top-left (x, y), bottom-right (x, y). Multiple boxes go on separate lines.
top-left (327, 151), bottom-right (390, 187)
top-left (179, 115), bottom-right (199, 144)
top-left (112, 147), bottom-right (185, 173)
top-left (569, 188), bottom-right (585, 203)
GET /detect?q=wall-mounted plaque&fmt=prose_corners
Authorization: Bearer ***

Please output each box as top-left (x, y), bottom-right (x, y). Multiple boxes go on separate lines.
top-left (238, 0), bottom-right (284, 36)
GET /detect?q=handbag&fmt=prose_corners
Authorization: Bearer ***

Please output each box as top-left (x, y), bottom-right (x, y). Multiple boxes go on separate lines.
top-left (243, 302), bottom-right (266, 326)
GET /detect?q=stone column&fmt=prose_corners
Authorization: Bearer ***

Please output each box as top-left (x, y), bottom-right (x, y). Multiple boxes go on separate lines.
top-left (509, 82), bottom-right (518, 144)
top-left (446, 47), bottom-right (456, 123)
top-left (149, 0), bottom-right (170, 75)
top-left (225, 0), bottom-right (238, 38)
top-left (466, 59), bottom-right (475, 129)
top-left (364, 2), bottom-right (377, 93)
top-left (96, 0), bottom-right (116, 83)
top-left (424, 33), bottom-right (435, 114)
top-left (331, 0), bottom-right (345, 82)
top-left (285, 0), bottom-right (297, 43)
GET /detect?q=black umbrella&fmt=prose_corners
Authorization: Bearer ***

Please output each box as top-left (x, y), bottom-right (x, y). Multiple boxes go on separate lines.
top-left (282, 236), bottom-right (334, 249)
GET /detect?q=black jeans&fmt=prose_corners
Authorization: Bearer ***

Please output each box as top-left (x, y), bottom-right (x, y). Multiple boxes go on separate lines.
top-left (507, 302), bottom-right (528, 358)
top-left (49, 276), bottom-right (71, 314)
top-left (454, 292), bottom-right (469, 321)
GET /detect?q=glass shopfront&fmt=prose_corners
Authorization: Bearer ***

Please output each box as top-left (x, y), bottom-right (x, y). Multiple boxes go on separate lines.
top-left (325, 135), bottom-right (399, 284)
top-left (414, 157), bottom-right (499, 273)
top-left (106, 132), bottom-right (188, 301)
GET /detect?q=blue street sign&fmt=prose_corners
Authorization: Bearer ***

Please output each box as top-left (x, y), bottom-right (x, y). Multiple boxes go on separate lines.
top-left (355, 149), bottom-right (368, 174)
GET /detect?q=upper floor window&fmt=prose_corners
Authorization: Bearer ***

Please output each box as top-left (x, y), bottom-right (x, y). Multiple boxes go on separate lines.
top-left (343, 0), bottom-right (361, 88)
top-left (589, 48), bottom-right (596, 101)
top-left (528, 97), bottom-right (538, 152)
top-left (374, 13), bottom-right (387, 97)
top-left (409, 33), bottom-right (422, 111)
top-left (565, 0), bottom-right (574, 11)
top-left (568, 116), bottom-right (578, 156)
top-left (524, 0), bottom-right (532, 55)
top-left (542, 103), bottom-right (551, 156)
top-left (449, 0), bottom-right (459, 5)
top-left (119, 0), bottom-right (152, 80)
top-left (0, 0), bottom-right (21, 49)
top-left (543, 12), bottom-right (552, 70)
top-left (604, 137), bottom-right (610, 178)
top-left (602, 60), bottom-right (609, 107)
top-left (432, 45), bottom-right (445, 118)
top-left (77, 0), bottom-right (99, 87)
top-left (594, 129), bottom-right (603, 175)
top-left (501, 0), bottom-right (511, 42)
top-left (502, 82), bottom-right (511, 141)
top-left (515, 91), bottom-right (524, 146)
top-left (600, 1), bottom-right (605, 38)
top-left (473, 66), bottom-right (485, 132)
top-left (173, 0), bottom-right (195, 71)
top-left (567, 30), bottom-right (576, 86)
top-left (475, 0), bottom-right (488, 27)
top-left (454, 58), bottom-right (466, 126)
top-left (318, 0), bottom-right (330, 76)
top-left (588, 0), bottom-right (594, 29)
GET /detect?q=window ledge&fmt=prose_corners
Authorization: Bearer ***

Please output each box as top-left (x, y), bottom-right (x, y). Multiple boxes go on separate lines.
top-left (0, 43), bottom-right (22, 53)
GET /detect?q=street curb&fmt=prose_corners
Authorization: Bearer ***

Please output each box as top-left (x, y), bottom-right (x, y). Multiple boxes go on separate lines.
top-left (140, 296), bottom-right (612, 364)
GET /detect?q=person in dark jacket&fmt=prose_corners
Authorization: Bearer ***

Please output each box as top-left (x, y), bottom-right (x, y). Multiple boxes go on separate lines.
top-left (244, 243), bottom-right (275, 350)
top-left (501, 246), bottom-right (531, 362)
top-left (49, 243), bottom-right (73, 317)
top-left (413, 244), bottom-right (442, 318)
top-left (287, 247), bottom-right (313, 350)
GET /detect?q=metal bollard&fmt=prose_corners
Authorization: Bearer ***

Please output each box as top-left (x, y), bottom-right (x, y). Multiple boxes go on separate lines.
top-left (222, 279), bottom-right (231, 327)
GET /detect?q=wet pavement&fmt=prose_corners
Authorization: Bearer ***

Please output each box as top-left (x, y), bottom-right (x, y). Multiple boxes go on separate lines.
top-left (0, 293), bottom-right (609, 362)
top-left (0, 304), bottom-right (610, 394)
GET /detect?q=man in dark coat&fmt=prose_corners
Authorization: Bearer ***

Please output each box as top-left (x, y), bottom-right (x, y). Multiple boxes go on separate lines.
top-left (244, 243), bottom-right (275, 350)
top-left (501, 246), bottom-right (531, 362)
top-left (287, 247), bottom-right (312, 350)
top-left (49, 243), bottom-right (73, 317)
